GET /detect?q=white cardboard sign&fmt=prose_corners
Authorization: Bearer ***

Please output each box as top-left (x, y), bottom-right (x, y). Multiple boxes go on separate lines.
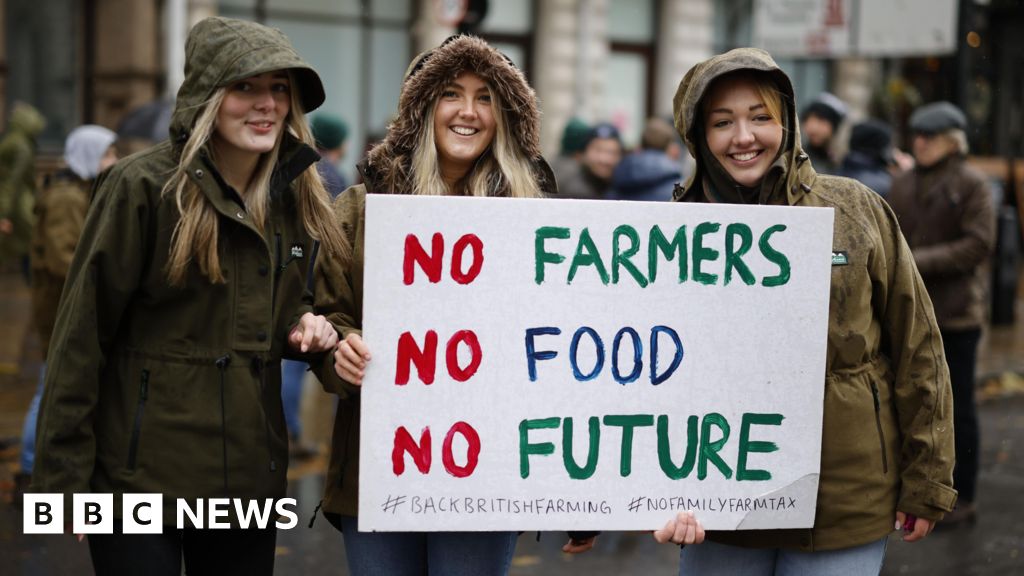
top-left (358, 195), bottom-right (834, 531)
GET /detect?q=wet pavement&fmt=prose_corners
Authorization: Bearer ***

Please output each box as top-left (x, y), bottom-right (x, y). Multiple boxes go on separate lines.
top-left (1, 268), bottom-right (1021, 575)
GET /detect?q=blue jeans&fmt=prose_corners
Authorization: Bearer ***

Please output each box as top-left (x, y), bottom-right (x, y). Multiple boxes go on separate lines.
top-left (679, 536), bottom-right (888, 576)
top-left (280, 359), bottom-right (306, 439)
top-left (340, 516), bottom-right (518, 576)
top-left (20, 363), bottom-right (45, 473)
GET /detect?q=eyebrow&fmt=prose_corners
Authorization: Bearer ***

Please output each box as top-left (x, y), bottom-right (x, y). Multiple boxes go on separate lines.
top-left (446, 82), bottom-right (489, 94)
top-left (709, 103), bottom-right (766, 114)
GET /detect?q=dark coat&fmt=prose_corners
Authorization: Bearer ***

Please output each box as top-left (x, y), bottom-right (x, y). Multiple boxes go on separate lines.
top-left (33, 17), bottom-right (327, 525)
top-left (608, 149), bottom-right (681, 202)
top-left (837, 150), bottom-right (892, 198)
top-left (887, 156), bottom-right (996, 330)
top-left (673, 47), bottom-right (955, 551)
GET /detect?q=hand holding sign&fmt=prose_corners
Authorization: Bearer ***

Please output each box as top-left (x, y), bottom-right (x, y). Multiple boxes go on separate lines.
top-left (336, 333), bottom-right (372, 385)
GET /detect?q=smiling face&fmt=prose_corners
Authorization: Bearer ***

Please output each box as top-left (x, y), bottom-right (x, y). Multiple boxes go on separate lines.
top-left (212, 71), bottom-right (291, 163)
top-left (703, 75), bottom-right (784, 188)
top-left (433, 71), bottom-right (496, 181)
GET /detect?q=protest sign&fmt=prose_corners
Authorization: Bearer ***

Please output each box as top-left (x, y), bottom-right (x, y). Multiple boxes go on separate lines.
top-left (358, 195), bottom-right (834, 531)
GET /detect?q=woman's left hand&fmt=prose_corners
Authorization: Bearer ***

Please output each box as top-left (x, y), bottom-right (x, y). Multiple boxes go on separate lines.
top-left (288, 313), bottom-right (339, 354)
top-left (896, 511), bottom-right (934, 542)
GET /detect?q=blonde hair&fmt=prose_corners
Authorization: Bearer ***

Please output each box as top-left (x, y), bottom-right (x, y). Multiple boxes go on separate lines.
top-left (410, 82), bottom-right (542, 199)
top-left (162, 74), bottom-right (347, 285)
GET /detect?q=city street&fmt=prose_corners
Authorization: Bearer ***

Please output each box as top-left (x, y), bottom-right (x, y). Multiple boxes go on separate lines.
top-left (1, 269), bottom-right (1021, 575)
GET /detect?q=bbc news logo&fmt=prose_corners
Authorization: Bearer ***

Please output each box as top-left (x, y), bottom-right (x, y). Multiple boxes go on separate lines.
top-left (23, 494), bottom-right (299, 534)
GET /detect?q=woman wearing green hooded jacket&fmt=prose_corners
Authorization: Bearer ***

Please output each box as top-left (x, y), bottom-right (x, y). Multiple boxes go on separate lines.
top-left (32, 17), bottom-right (346, 575)
top-left (655, 48), bottom-right (956, 575)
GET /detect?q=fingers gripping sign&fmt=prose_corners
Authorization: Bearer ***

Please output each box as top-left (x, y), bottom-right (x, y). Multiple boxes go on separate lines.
top-left (653, 511), bottom-right (705, 546)
top-left (335, 332), bottom-right (372, 385)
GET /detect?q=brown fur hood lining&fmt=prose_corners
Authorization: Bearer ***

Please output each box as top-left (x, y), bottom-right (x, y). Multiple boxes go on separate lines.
top-left (365, 35), bottom-right (543, 194)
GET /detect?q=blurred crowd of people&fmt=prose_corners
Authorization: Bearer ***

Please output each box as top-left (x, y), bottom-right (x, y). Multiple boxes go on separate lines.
top-left (0, 16), bottom-right (1003, 574)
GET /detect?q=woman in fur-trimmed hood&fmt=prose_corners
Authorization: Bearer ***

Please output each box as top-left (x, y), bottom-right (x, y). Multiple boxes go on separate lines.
top-left (362, 34), bottom-right (554, 198)
top-left (312, 35), bottom-right (563, 575)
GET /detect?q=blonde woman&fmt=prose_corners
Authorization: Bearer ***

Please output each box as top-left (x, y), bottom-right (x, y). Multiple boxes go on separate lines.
top-left (33, 17), bottom-right (346, 576)
top-left (312, 35), bottom-right (585, 575)
top-left (656, 47), bottom-right (954, 575)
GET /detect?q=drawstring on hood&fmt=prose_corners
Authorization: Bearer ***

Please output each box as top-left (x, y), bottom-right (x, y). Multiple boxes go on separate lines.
top-left (672, 48), bottom-right (815, 206)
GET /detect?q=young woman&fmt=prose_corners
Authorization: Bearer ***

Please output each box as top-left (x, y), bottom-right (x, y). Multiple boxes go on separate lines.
top-left (32, 17), bottom-right (346, 576)
top-left (311, 35), bottom-right (584, 575)
top-left (656, 48), bottom-right (956, 574)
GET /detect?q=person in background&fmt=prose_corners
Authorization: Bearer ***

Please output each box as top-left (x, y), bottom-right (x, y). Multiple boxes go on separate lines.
top-left (15, 125), bottom-right (118, 497)
top-left (310, 113), bottom-right (350, 198)
top-left (658, 47), bottom-right (955, 574)
top-left (551, 116), bottom-right (590, 188)
top-left (0, 102), bottom-right (46, 276)
top-left (32, 17), bottom-right (346, 575)
top-left (608, 116), bottom-right (682, 202)
top-left (558, 121), bottom-right (623, 200)
top-left (801, 91), bottom-right (847, 174)
top-left (887, 101), bottom-right (996, 527)
top-left (838, 118), bottom-right (896, 198)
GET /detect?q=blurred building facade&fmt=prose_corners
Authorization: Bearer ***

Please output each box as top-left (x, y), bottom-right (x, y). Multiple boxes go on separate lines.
top-left (1, 0), bottom-right (1022, 189)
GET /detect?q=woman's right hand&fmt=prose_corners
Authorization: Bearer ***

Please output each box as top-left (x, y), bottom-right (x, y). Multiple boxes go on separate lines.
top-left (334, 333), bottom-right (371, 385)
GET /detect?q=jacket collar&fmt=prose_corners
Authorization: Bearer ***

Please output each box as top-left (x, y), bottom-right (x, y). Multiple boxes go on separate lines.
top-left (185, 132), bottom-right (319, 237)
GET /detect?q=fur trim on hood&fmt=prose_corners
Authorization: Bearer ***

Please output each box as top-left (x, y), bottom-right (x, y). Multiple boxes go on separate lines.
top-left (365, 35), bottom-right (547, 195)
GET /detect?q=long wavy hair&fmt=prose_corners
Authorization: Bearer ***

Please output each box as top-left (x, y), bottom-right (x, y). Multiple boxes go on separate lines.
top-left (162, 74), bottom-right (348, 285)
top-left (410, 82), bottom-right (542, 199)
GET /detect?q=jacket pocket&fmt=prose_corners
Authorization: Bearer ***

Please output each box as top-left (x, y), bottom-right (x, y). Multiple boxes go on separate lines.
top-left (126, 369), bottom-right (150, 471)
top-left (870, 381), bottom-right (889, 474)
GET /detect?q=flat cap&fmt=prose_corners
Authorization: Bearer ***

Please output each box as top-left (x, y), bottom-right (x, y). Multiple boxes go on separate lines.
top-left (909, 101), bottom-right (967, 134)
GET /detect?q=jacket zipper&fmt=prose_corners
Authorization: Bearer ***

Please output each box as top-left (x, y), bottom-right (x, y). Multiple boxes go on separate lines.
top-left (870, 381), bottom-right (889, 474)
top-left (126, 369), bottom-right (150, 471)
top-left (215, 355), bottom-right (231, 490)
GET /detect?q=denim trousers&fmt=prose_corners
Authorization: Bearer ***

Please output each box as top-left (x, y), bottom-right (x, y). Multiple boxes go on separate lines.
top-left (20, 363), bottom-right (45, 472)
top-left (340, 516), bottom-right (518, 576)
top-left (280, 359), bottom-right (306, 439)
top-left (679, 536), bottom-right (888, 576)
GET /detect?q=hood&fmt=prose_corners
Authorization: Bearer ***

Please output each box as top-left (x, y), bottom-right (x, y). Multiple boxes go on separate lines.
top-left (671, 48), bottom-right (814, 204)
top-left (365, 34), bottom-right (544, 195)
top-left (64, 125), bottom-right (117, 180)
top-left (170, 17), bottom-right (324, 143)
top-left (9, 102), bottom-right (46, 137)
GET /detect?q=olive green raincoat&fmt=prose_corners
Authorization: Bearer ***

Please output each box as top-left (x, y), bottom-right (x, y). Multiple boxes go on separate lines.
top-left (672, 48), bottom-right (956, 551)
top-left (33, 17), bottom-right (328, 525)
